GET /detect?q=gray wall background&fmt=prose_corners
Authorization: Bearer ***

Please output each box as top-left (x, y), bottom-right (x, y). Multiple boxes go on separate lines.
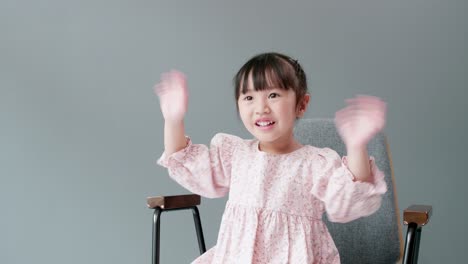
top-left (1, 0), bottom-right (466, 263)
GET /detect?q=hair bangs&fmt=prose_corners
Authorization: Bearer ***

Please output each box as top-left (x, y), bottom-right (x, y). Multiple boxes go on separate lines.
top-left (234, 52), bottom-right (307, 104)
top-left (237, 59), bottom-right (295, 96)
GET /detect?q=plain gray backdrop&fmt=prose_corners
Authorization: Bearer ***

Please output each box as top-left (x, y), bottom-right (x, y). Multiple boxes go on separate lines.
top-left (1, 0), bottom-right (466, 263)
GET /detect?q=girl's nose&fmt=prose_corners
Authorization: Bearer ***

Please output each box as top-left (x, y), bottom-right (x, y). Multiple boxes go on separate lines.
top-left (255, 100), bottom-right (271, 115)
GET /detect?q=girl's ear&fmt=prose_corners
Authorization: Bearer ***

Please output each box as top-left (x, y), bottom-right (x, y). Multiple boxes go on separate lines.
top-left (296, 93), bottom-right (310, 117)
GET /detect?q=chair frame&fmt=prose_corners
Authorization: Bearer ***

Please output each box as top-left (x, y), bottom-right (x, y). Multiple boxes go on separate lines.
top-left (402, 205), bottom-right (432, 264)
top-left (147, 195), bottom-right (431, 264)
top-left (147, 195), bottom-right (207, 264)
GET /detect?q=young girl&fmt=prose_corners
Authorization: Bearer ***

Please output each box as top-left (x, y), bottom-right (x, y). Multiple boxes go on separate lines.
top-left (154, 52), bottom-right (387, 264)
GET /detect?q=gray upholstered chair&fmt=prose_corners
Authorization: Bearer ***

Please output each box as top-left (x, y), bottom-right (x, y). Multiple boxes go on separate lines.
top-left (147, 118), bottom-right (432, 264)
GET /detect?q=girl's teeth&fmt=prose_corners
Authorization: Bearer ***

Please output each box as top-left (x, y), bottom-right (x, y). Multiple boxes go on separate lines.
top-left (257, 121), bottom-right (274, 127)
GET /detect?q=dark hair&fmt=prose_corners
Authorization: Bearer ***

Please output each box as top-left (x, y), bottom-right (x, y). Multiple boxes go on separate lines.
top-left (233, 52), bottom-right (308, 106)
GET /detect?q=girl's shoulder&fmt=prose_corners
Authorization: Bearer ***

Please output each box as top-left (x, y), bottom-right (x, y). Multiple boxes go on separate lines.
top-left (211, 133), bottom-right (253, 149)
top-left (301, 145), bottom-right (341, 163)
top-left (212, 132), bottom-right (244, 143)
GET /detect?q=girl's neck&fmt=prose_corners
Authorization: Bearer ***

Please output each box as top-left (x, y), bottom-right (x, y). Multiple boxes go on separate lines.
top-left (258, 138), bottom-right (303, 155)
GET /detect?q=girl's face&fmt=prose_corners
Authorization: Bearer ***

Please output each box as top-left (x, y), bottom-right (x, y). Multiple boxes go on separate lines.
top-left (237, 74), bottom-right (309, 153)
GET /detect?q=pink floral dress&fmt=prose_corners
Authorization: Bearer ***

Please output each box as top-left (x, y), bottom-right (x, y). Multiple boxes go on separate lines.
top-left (158, 133), bottom-right (387, 264)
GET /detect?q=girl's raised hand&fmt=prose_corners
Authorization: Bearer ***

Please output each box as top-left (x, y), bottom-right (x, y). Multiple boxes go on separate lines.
top-left (154, 70), bottom-right (188, 122)
top-left (334, 95), bottom-right (387, 148)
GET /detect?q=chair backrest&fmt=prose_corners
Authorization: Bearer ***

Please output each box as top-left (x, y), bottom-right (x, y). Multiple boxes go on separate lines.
top-left (294, 119), bottom-right (402, 264)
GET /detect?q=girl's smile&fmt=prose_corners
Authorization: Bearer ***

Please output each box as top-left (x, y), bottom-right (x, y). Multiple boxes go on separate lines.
top-left (255, 118), bottom-right (276, 130)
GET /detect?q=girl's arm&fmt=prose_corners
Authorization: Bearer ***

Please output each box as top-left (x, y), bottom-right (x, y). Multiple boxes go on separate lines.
top-left (335, 95), bottom-right (387, 182)
top-left (164, 120), bottom-right (187, 156)
top-left (157, 133), bottom-right (235, 198)
top-left (345, 145), bottom-right (371, 182)
top-left (154, 70), bottom-right (189, 156)
top-left (154, 70), bottom-right (233, 198)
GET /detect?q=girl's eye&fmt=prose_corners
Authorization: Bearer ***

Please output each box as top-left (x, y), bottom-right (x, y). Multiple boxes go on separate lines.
top-left (243, 96), bottom-right (253, 101)
top-left (268, 93), bottom-right (280, 99)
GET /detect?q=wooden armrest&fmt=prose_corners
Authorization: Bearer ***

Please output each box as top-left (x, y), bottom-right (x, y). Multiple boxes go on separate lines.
top-left (403, 204), bottom-right (432, 226)
top-left (147, 194), bottom-right (201, 209)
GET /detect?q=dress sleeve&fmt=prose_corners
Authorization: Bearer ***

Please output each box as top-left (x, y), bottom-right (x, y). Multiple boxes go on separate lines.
top-left (310, 148), bottom-right (387, 223)
top-left (157, 133), bottom-right (236, 198)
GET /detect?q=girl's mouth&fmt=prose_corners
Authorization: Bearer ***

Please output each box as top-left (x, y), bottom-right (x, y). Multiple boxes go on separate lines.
top-left (255, 121), bottom-right (275, 127)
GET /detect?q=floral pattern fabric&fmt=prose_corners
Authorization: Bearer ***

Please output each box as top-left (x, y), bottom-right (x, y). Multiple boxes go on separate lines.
top-left (158, 133), bottom-right (387, 264)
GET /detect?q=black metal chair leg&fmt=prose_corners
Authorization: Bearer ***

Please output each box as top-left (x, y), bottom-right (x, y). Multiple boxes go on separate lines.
top-left (152, 208), bottom-right (162, 264)
top-left (151, 206), bottom-right (206, 263)
top-left (403, 222), bottom-right (418, 264)
top-left (191, 206), bottom-right (207, 254)
top-left (412, 227), bottom-right (422, 263)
